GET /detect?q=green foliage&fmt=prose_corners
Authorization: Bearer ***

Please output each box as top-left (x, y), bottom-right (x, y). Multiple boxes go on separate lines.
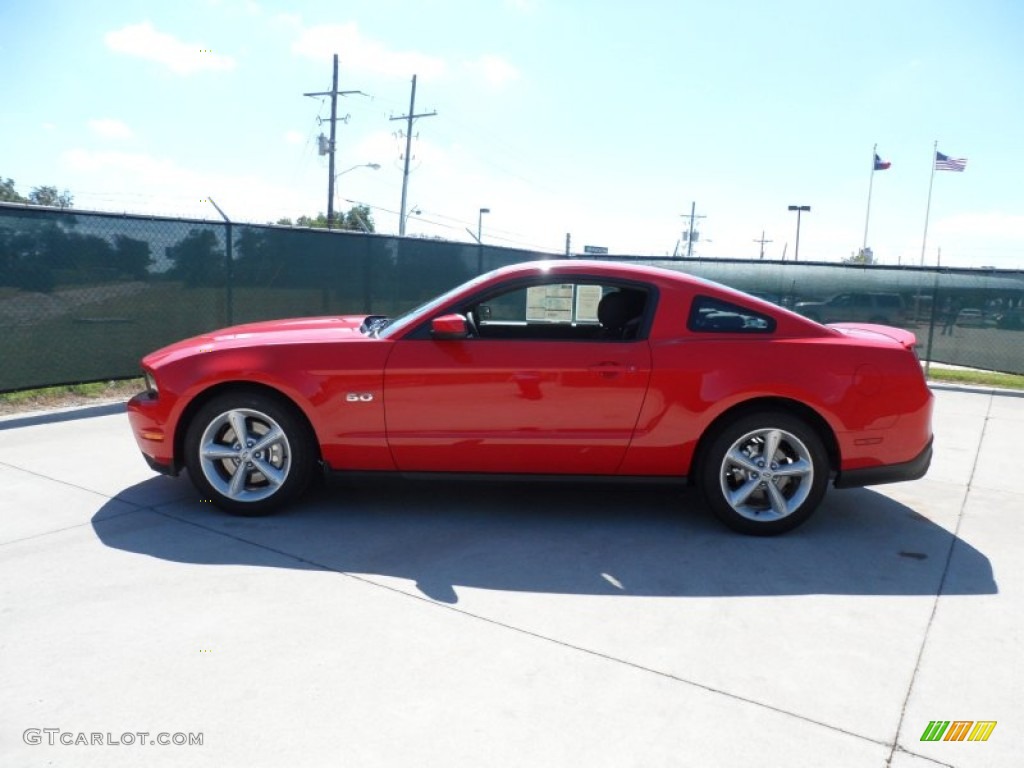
top-left (28, 185), bottom-right (73, 209)
top-left (1, 177), bottom-right (27, 203)
top-left (295, 213), bottom-right (329, 228)
top-left (165, 229), bottom-right (225, 287)
top-left (927, 366), bottom-right (1024, 390)
top-left (343, 204), bottom-right (375, 233)
top-left (294, 205), bottom-right (375, 233)
top-left (844, 248), bottom-right (874, 265)
top-left (111, 235), bottom-right (154, 280)
top-left (0, 178), bottom-right (73, 208)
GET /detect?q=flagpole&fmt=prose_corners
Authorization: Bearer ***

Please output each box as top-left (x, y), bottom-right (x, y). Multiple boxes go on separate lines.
top-left (862, 143), bottom-right (876, 254)
top-left (919, 139), bottom-right (938, 266)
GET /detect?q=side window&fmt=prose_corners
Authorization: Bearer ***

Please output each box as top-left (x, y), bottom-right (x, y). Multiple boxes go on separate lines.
top-left (688, 295), bottom-right (776, 333)
top-left (468, 281), bottom-right (650, 341)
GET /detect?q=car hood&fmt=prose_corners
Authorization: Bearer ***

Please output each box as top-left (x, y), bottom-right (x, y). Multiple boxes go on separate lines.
top-left (143, 315), bottom-right (371, 367)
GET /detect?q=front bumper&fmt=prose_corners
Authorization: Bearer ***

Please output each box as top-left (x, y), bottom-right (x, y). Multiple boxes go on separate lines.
top-left (127, 392), bottom-right (179, 474)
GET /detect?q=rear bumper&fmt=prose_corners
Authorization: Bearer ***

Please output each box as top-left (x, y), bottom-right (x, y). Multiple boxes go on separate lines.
top-left (834, 437), bottom-right (933, 489)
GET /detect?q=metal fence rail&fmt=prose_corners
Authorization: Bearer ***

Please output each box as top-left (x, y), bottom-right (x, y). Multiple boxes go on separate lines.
top-left (1, 202), bottom-right (1022, 392)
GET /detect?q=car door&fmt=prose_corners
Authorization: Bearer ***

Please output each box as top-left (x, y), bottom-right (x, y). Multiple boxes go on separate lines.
top-left (383, 280), bottom-right (653, 475)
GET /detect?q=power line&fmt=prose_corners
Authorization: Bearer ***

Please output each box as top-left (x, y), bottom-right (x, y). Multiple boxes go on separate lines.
top-left (342, 197), bottom-right (560, 253)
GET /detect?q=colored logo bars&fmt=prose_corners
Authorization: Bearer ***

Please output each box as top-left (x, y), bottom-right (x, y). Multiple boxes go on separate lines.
top-left (920, 720), bottom-right (997, 742)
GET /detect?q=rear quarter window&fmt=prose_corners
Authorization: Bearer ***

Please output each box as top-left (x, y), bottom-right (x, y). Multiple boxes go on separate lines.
top-left (688, 296), bottom-right (777, 333)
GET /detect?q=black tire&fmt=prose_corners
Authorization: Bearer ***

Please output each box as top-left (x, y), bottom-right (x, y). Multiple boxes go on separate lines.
top-left (184, 390), bottom-right (316, 516)
top-left (698, 410), bottom-right (829, 536)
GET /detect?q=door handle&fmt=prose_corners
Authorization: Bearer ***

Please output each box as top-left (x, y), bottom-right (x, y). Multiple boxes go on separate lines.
top-left (589, 361), bottom-right (635, 378)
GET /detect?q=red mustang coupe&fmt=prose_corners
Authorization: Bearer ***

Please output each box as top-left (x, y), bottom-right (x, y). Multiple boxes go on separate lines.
top-left (127, 261), bottom-right (933, 535)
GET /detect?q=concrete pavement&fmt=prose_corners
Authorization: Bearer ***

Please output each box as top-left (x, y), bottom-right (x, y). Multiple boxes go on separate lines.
top-left (1, 388), bottom-right (1020, 767)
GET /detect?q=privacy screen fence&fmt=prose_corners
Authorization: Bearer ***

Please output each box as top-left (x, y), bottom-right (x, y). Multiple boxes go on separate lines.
top-left (2, 202), bottom-right (1022, 392)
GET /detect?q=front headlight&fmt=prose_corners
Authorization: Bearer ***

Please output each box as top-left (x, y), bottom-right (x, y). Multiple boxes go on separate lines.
top-left (143, 370), bottom-right (159, 396)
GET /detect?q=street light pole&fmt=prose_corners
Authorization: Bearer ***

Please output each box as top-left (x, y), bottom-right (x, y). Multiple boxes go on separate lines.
top-left (787, 205), bottom-right (810, 261)
top-left (404, 205), bottom-right (422, 231)
top-left (333, 163), bottom-right (380, 214)
top-left (478, 207), bottom-right (490, 243)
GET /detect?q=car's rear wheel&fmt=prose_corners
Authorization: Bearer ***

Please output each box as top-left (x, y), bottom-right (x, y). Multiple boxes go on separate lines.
top-left (699, 411), bottom-right (829, 535)
top-left (184, 391), bottom-right (315, 515)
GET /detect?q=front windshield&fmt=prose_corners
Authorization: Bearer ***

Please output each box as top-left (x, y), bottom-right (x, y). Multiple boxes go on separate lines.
top-left (377, 272), bottom-right (493, 339)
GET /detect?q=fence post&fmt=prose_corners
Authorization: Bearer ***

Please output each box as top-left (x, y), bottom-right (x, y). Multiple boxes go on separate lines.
top-left (923, 269), bottom-right (940, 377)
top-left (208, 199), bottom-right (233, 326)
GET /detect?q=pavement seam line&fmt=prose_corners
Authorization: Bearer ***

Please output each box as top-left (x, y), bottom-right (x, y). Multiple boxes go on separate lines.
top-left (885, 393), bottom-right (994, 768)
top-left (0, 461), bottom-right (155, 547)
top-left (146, 504), bottom-right (894, 753)
top-left (0, 459), bottom-right (147, 505)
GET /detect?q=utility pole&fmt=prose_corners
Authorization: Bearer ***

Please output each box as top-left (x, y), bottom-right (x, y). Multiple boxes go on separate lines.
top-left (787, 204), bottom-right (811, 261)
top-left (390, 75), bottom-right (437, 237)
top-left (303, 54), bottom-right (367, 228)
top-left (681, 202), bottom-right (706, 259)
top-left (753, 230), bottom-right (773, 260)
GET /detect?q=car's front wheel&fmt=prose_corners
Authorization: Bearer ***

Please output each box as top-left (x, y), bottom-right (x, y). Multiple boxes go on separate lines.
top-left (699, 411), bottom-right (829, 535)
top-left (184, 391), bottom-right (316, 515)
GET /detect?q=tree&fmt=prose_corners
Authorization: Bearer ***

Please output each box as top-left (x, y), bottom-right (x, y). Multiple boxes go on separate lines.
top-left (844, 248), bottom-right (874, 265)
top-left (166, 229), bottom-right (224, 287)
top-left (111, 235), bottom-right (154, 280)
top-left (293, 205), bottom-right (375, 233)
top-left (343, 204), bottom-right (375, 233)
top-left (1, 177), bottom-right (27, 203)
top-left (28, 185), bottom-right (73, 209)
top-left (1, 178), bottom-right (74, 208)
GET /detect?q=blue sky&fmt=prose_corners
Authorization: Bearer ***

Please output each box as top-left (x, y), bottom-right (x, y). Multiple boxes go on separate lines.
top-left (1, 0), bottom-right (1022, 267)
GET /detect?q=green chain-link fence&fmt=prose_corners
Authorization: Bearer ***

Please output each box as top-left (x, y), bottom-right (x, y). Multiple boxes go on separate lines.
top-left (2, 202), bottom-right (1022, 392)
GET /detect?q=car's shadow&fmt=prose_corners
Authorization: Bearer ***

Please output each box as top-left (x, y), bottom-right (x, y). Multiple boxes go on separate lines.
top-left (94, 476), bottom-right (996, 603)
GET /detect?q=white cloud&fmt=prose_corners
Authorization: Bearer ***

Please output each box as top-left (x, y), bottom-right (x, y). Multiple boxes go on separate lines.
top-left (465, 55), bottom-right (520, 87)
top-left (936, 211), bottom-right (1024, 240)
top-left (88, 118), bottom-right (134, 140)
top-left (61, 149), bottom-right (319, 222)
top-left (104, 22), bottom-right (236, 75)
top-left (291, 22), bottom-right (446, 81)
top-left (284, 130), bottom-right (305, 145)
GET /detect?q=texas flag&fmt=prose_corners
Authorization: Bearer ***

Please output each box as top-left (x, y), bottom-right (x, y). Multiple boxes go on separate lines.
top-left (874, 153), bottom-right (891, 171)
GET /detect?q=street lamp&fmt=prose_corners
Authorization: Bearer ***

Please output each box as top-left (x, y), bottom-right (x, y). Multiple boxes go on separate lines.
top-left (331, 163), bottom-right (380, 227)
top-left (335, 162), bottom-right (381, 180)
top-left (405, 205), bottom-right (422, 230)
top-left (787, 205), bottom-right (811, 261)
top-left (478, 207), bottom-right (490, 243)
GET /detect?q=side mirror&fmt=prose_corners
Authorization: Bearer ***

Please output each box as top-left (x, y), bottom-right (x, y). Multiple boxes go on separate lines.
top-left (430, 314), bottom-right (469, 340)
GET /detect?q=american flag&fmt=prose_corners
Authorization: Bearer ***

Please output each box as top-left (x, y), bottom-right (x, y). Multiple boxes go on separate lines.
top-left (935, 151), bottom-right (967, 172)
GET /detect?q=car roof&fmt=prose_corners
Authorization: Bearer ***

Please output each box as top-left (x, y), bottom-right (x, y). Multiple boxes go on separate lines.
top-left (487, 259), bottom-right (726, 291)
